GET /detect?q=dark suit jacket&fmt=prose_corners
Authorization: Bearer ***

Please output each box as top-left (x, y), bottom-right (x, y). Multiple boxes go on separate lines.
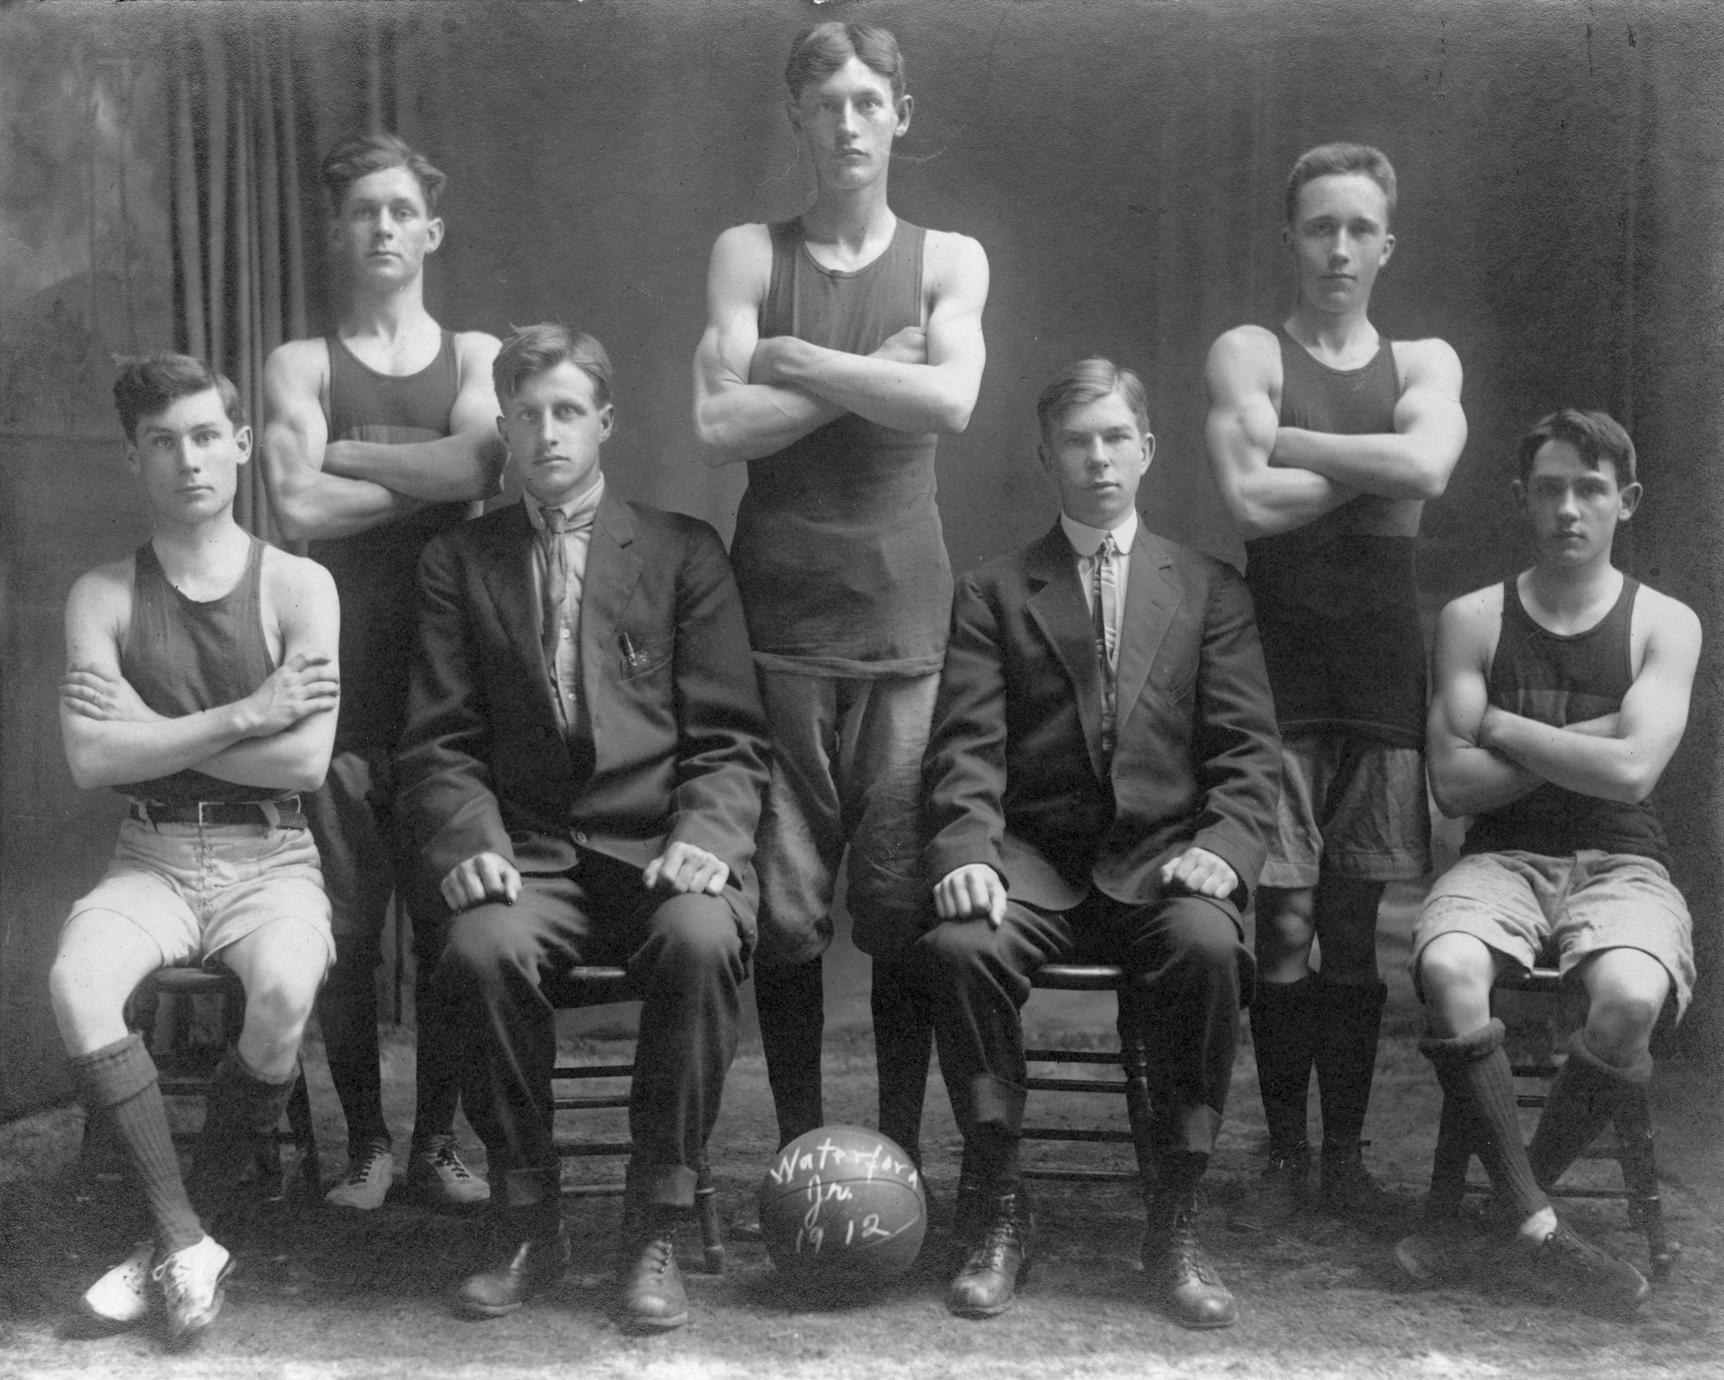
top-left (394, 490), bottom-right (770, 929)
top-left (924, 519), bottom-right (1280, 913)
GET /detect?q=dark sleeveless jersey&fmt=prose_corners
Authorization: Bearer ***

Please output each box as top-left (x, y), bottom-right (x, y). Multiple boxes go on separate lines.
top-left (1465, 577), bottom-right (1669, 866)
top-left (308, 330), bottom-right (464, 750)
top-left (116, 537), bottom-right (284, 805)
top-left (1244, 328), bottom-right (1427, 745)
top-left (729, 217), bottom-right (951, 676)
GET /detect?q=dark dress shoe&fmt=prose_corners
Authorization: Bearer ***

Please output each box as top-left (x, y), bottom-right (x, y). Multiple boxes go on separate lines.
top-left (617, 1220), bottom-right (689, 1331)
top-left (1142, 1196), bottom-right (1237, 1330)
top-left (451, 1226), bottom-right (570, 1319)
top-left (947, 1190), bottom-right (1034, 1318)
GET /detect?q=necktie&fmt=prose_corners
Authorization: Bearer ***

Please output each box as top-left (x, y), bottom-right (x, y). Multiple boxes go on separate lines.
top-left (540, 506), bottom-right (570, 661)
top-left (1092, 534), bottom-right (1119, 759)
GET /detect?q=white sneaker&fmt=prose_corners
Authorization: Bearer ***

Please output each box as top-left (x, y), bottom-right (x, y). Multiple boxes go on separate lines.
top-left (152, 1234), bottom-right (233, 1343)
top-left (405, 1136), bottom-right (490, 1209)
top-left (324, 1142), bottom-right (395, 1210)
top-left (79, 1240), bottom-right (155, 1326)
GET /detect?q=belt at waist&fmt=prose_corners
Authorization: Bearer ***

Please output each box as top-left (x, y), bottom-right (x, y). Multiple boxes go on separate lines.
top-left (128, 796), bottom-right (306, 830)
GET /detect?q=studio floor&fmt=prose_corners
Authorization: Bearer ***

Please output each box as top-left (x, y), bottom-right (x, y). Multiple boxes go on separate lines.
top-left (2, 888), bottom-right (1720, 1380)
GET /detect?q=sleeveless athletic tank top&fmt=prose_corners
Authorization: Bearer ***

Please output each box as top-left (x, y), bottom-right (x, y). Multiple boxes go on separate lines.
top-left (116, 537), bottom-right (284, 805)
top-left (1464, 576), bottom-right (1669, 866)
top-left (309, 330), bottom-right (464, 750)
top-left (729, 217), bottom-right (951, 677)
top-left (1244, 328), bottom-right (1426, 745)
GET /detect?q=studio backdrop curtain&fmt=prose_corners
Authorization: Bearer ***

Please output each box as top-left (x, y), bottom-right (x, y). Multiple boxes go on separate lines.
top-left (166, 13), bottom-right (399, 542)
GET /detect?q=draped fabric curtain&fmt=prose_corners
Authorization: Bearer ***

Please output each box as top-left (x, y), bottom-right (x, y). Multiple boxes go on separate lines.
top-left (166, 16), bottom-right (397, 541)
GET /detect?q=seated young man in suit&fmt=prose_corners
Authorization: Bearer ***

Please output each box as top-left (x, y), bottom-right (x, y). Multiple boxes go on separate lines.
top-left (1400, 410), bottom-right (1700, 1313)
top-left (918, 358), bottom-right (1281, 1328)
top-left (51, 353), bottom-right (340, 1344)
top-left (393, 325), bottom-right (770, 1331)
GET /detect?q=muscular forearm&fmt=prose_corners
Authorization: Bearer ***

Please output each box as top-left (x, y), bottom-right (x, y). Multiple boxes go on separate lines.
top-left (1272, 427), bottom-right (1448, 501)
top-left (270, 465), bottom-right (423, 542)
top-left (1225, 464), bottom-right (1356, 539)
top-left (768, 340), bottom-right (973, 434)
top-left (1429, 742), bottom-right (1543, 819)
top-left (1483, 708), bottom-right (1658, 804)
top-left (323, 436), bottom-right (501, 503)
top-left (695, 384), bottom-right (844, 466)
top-left (197, 716), bottom-right (336, 793)
top-left (63, 704), bottom-right (259, 791)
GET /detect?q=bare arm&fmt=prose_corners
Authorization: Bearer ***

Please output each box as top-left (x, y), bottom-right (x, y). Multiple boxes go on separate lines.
top-left (1426, 589), bottom-right (1544, 818)
top-left (1204, 326), bottom-right (1356, 539)
top-left (1480, 591), bottom-right (1700, 804)
top-left (320, 332), bottom-right (507, 502)
top-left (59, 556), bottom-right (340, 792)
top-left (261, 340), bottom-right (421, 541)
top-left (749, 230), bottom-right (988, 435)
top-left (1270, 338), bottom-right (1467, 500)
top-left (693, 224), bottom-right (842, 466)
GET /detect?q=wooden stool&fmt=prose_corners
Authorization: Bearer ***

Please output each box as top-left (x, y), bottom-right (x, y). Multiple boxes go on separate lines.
top-left (83, 965), bottom-right (319, 1196)
top-left (1019, 964), bottom-right (1158, 1204)
top-left (550, 965), bottom-right (725, 1272)
top-left (1426, 964), bottom-right (1674, 1279)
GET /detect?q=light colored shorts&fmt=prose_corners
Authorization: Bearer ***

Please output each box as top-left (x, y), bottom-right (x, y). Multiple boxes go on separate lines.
top-left (1259, 732), bottom-right (1431, 890)
top-left (67, 816), bottom-right (335, 971)
top-left (1411, 849), bottom-right (1694, 1020)
top-left (753, 667), bottom-right (938, 965)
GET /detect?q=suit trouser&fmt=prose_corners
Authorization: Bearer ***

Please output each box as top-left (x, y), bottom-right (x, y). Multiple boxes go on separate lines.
top-left (920, 888), bottom-right (1249, 1159)
top-left (436, 849), bottom-right (747, 1224)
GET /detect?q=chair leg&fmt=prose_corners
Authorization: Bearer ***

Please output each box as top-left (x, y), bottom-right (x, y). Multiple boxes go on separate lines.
top-left (287, 1064), bottom-right (321, 1193)
top-left (1117, 987), bottom-right (1160, 1212)
top-left (694, 1165), bottom-right (725, 1274)
top-left (1611, 1086), bottom-right (1675, 1280)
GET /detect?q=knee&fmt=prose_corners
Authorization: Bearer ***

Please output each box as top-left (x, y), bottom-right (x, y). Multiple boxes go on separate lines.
top-left (48, 944), bottom-right (126, 1032)
top-left (1585, 989), bottom-right (1666, 1061)
top-left (437, 906), bottom-right (531, 999)
top-left (917, 920), bottom-right (996, 985)
top-left (240, 967), bottom-right (320, 1043)
top-left (1257, 889), bottom-right (1314, 957)
top-left (1415, 934), bottom-right (1494, 1006)
top-left (654, 898), bottom-right (745, 979)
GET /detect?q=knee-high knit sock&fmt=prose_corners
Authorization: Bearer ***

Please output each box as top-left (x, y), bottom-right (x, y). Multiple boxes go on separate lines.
top-left (185, 1051), bottom-right (295, 1220)
top-left (1529, 1030), bottom-right (1653, 1189)
top-left (1314, 978), bottom-right (1387, 1150)
top-left (1249, 975), bottom-right (1318, 1154)
top-left (870, 953), bottom-right (933, 1164)
top-left (1419, 1018), bottom-right (1548, 1222)
top-left (72, 1033), bottom-right (204, 1255)
top-left (755, 956), bottom-right (826, 1149)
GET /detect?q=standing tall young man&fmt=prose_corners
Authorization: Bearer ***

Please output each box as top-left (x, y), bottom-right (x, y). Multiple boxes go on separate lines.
top-left (52, 354), bottom-right (339, 1343)
top-left (1403, 410), bottom-right (1698, 1312)
top-left (263, 132), bottom-right (503, 1210)
top-left (1205, 144), bottom-right (1467, 1227)
top-left (692, 22), bottom-right (989, 1178)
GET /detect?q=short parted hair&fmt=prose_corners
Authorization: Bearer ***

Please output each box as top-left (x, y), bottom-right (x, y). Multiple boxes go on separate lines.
top-left (785, 21), bottom-right (906, 102)
top-left (493, 323), bottom-right (613, 409)
top-left (113, 353), bottom-right (246, 443)
top-left (320, 131), bottom-right (447, 216)
top-left (1516, 408), bottom-right (1638, 486)
top-left (1285, 143), bottom-right (1397, 226)
top-left (1036, 358), bottom-right (1151, 448)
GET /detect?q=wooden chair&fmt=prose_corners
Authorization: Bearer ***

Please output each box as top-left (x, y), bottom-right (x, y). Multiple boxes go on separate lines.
top-left (549, 965), bottom-right (725, 1273)
top-left (1425, 963), bottom-right (1674, 1279)
top-left (1019, 963), bottom-right (1158, 1203)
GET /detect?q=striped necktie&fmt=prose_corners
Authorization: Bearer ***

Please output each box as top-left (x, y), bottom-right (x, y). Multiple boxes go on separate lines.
top-left (540, 506), bottom-right (570, 661)
top-left (1092, 534), bottom-right (1119, 758)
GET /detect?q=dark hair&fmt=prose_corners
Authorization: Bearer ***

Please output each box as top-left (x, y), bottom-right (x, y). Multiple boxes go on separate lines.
top-left (493, 323), bottom-right (613, 409)
top-left (320, 131), bottom-right (447, 215)
top-left (1036, 357), bottom-right (1150, 448)
top-left (785, 21), bottom-right (906, 101)
top-left (1285, 143), bottom-right (1397, 226)
top-left (1516, 409), bottom-right (1638, 486)
top-left (113, 353), bottom-right (245, 443)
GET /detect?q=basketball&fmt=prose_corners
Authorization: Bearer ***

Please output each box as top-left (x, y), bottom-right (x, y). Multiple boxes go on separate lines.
top-left (758, 1125), bottom-right (927, 1291)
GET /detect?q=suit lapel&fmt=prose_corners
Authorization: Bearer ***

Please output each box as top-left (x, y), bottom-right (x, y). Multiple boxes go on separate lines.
top-left (579, 490), bottom-right (642, 724)
top-left (1024, 524), bottom-right (1108, 780)
top-left (1114, 527), bottom-right (1182, 731)
top-left (480, 505), bottom-right (560, 717)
